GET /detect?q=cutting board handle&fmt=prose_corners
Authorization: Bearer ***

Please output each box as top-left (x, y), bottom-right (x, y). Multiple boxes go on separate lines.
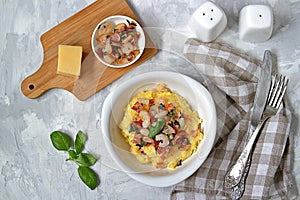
top-left (21, 63), bottom-right (75, 99)
top-left (21, 70), bottom-right (45, 99)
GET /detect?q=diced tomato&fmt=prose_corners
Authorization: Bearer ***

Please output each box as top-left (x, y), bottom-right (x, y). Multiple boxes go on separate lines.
top-left (166, 103), bottom-right (174, 111)
top-left (149, 99), bottom-right (155, 106)
top-left (133, 119), bottom-right (143, 127)
top-left (131, 101), bottom-right (143, 112)
top-left (153, 140), bottom-right (160, 149)
top-left (131, 102), bottom-right (139, 110)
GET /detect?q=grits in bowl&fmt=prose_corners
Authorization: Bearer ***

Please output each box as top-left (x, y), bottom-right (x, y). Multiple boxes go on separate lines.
top-left (119, 84), bottom-right (204, 169)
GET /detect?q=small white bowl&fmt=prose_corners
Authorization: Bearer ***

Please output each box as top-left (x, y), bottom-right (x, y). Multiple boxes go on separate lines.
top-left (91, 15), bottom-right (145, 68)
top-left (101, 71), bottom-right (217, 187)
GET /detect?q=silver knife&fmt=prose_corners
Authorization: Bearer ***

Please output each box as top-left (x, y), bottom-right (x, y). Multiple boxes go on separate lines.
top-left (225, 50), bottom-right (273, 192)
top-left (248, 50), bottom-right (272, 138)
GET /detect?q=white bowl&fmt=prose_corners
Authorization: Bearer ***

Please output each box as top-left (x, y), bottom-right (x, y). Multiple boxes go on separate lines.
top-left (91, 15), bottom-right (145, 68)
top-left (101, 71), bottom-right (217, 187)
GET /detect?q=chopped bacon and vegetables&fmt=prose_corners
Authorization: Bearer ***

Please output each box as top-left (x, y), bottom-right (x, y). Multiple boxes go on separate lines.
top-left (95, 20), bottom-right (141, 65)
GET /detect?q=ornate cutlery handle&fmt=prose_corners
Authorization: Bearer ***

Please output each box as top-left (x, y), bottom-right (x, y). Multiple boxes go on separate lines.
top-left (230, 124), bottom-right (254, 199)
top-left (230, 155), bottom-right (251, 199)
top-left (224, 115), bottom-right (269, 188)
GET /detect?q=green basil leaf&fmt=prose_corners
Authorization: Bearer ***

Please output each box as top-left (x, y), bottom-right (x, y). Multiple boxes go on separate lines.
top-left (68, 150), bottom-right (77, 159)
top-left (75, 130), bottom-right (87, 154)
top-left (75, 153), bottom-right (97, 167)
top-left (50, 131), bottom-right (72, 151)
top-left (78, 166), bottom-right (98, 190)
top-left (149, 118), bottom-right (166, 138)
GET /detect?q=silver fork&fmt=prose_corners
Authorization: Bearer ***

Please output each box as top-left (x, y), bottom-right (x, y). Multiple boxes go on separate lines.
top-left (224, 74), bottom-right (289, 189)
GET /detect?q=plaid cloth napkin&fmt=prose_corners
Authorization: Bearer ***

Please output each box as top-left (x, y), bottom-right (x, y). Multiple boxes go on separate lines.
top-left (171, 39), bottom-right (296, 199)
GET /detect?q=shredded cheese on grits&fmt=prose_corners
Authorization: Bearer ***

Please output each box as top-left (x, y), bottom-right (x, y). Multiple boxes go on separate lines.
top-left (119, 83), bottom-right (203, 169)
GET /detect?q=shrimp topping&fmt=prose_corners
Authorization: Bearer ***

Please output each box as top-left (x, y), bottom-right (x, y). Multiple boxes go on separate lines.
top-left (95, 20), bottom-right (141, 65)
top-left (155, 134), bottom-right (170, 148)
top-left (139, 110), bottom-right (150, 128)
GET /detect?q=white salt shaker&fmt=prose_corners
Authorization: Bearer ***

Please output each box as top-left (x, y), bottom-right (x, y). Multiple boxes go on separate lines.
top-left (188, 1), bottom-right (227, 42)
top-left (239, 5), bottom-right (274, 42)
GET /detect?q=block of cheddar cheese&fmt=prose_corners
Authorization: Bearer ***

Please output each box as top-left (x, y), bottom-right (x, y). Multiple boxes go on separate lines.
top-left (57, 45), bottom-right (83, 77)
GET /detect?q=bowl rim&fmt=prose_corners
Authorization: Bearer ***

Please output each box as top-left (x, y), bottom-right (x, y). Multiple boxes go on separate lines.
top-left (91, 15), bottom-right (145, 68)
top-left (101, 71), bottom-right (217, 187)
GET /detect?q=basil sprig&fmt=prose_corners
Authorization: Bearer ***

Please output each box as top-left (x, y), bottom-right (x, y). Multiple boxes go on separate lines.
top-left (75, 131), bottom-right (87, 154)
top-left (149, 118), bottom-right (166, 138)
top-left (50, 131), bottom-right (71, 151)
top-left (78, 166), bottom-right (98, 191)
top-left (50, 130), bottom-right (98, 190)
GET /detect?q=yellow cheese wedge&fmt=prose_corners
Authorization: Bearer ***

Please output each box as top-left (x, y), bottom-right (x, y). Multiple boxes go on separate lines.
top-left (57, 45), bottom-right (83, 77)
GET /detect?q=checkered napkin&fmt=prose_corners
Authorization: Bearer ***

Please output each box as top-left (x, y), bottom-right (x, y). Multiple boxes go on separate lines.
top-left (171, 39), bottom-right (296, 199)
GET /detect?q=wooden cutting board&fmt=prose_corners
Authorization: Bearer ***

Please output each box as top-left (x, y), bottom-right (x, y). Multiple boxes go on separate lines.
top-left (21, 0), bottom-right (157, 101)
